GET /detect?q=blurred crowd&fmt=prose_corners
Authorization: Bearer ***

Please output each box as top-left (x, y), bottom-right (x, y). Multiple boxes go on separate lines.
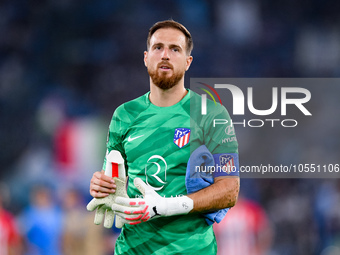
top-left (1, 0), bottom-right (340, 254)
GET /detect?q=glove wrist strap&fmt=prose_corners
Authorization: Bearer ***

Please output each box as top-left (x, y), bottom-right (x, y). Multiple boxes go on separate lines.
top-left (165, 196), bottom-right (193, 216)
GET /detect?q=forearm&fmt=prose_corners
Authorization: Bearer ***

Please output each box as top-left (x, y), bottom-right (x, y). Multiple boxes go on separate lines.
top-left (187, 176), bottom-right (240, 213)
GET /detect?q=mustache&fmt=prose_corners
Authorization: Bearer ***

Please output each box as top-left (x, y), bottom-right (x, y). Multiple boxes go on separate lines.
top-left (157, 61), bottom-right (174, 69)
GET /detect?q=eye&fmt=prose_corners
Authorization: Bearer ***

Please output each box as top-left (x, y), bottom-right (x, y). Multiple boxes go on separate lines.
top-left (172, 48), bottom-right (179, 52)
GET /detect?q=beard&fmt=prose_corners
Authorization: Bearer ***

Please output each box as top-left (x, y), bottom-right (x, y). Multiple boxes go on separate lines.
top-left (148, 62), bottom-right (185, 90)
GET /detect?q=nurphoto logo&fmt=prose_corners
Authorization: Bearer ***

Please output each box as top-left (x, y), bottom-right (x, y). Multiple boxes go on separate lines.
top-left (192, 79), bottom-right (312, 128)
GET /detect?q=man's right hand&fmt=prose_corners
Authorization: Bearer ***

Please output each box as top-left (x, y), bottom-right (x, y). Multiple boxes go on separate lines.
top-left (89, 170), bottom-right (116, 198)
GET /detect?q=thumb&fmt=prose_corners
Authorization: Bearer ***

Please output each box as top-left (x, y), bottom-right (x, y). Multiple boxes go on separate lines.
top-left (133, 178), bottom-right (149, 196)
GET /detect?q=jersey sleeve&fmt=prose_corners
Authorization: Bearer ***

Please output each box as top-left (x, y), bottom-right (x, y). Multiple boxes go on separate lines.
top-left (203, 103), bottom-right (238, 154)
top-left (203, 103), bottom-right (239, 177)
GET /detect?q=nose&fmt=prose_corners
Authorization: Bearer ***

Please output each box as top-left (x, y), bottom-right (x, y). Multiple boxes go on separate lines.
top-left (161, 48), bottom-right (170, 60)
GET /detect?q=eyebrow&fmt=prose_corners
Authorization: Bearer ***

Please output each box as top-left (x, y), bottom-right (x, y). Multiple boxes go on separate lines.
top-left (152, 42), bottom-right (183, 51)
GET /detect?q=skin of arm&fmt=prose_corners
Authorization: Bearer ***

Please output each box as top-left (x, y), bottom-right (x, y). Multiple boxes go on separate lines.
top-left (188, 176), bottom-right (240, 213)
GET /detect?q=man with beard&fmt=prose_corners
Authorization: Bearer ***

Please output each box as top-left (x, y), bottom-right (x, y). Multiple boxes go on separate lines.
top-left (89, 20), bottom-right (240, 254)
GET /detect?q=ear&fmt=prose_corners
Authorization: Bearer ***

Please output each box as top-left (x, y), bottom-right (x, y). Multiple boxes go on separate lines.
top-left (144, 51), bottom-right (148, 67)
top-left (185, 55), bottom-right (193, 71)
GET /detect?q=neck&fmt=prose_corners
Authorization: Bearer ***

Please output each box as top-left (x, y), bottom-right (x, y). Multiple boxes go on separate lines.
top-left (149, 78), bottom-right (187, 107)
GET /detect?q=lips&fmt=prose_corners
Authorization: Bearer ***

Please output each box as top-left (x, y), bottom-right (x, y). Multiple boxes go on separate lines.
top-left (160, 66), bottom-right (170, 69)
top-left (158, 61), bottom-right (173, 70)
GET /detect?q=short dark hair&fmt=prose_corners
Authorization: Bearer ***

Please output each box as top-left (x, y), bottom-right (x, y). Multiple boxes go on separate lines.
top-left (147, 20), bottom-right (193, 55)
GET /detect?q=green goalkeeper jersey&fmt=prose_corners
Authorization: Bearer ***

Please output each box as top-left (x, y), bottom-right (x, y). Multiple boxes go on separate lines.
top-left (104, 89), bottom-right (238, 255)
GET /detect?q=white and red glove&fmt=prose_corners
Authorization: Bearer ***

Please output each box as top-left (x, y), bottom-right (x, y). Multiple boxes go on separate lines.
top-left (87, 150), bottom-right (128, 228)
top-left (112, 177), bottom-right (193, 225)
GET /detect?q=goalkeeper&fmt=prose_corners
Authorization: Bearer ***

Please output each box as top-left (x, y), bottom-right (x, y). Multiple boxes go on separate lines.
top-left (89, 19), bottom-right (240, 255)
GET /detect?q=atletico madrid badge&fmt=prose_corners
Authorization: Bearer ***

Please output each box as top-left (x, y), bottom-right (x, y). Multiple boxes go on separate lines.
top-left (219, 154), bottom-right (235, 174)
top-left (174, 128), bottom-right (191, 148)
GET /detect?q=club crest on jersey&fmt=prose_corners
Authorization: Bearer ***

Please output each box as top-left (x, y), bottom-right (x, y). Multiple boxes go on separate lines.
top-left (174, 128), bottom-right (191, 148)
top-left (219, 154), bottom-right (235, 174)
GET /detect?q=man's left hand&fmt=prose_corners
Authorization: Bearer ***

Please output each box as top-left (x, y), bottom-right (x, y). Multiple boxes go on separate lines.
top-left (112, 178), bottom-right (193, 225)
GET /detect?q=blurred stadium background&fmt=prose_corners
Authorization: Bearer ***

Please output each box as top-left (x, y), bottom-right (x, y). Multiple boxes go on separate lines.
top-left (0, 0), bottom-right (340, 254)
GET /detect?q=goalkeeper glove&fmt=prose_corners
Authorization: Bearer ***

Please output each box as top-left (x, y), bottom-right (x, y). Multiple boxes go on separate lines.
top-left (87, 150), bottom-right (128, 228)
top-left (112, 177), bottom-right (193, 225)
